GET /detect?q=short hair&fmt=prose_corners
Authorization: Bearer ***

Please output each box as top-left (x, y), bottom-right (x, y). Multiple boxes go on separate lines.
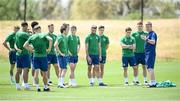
top-left (125, 27), bottom-right (132, 32)
top-left (21, 22), bottom-right (28, 27)
top-left (31, 21), bottom-right (39, 29)
top-left (48, 24), bottom-right (54, 27)
top-left (62, 23), bottom-right (69, 28)
top-left (146, 22), bottom-right (152, 26)
top-left (98, 25), bottom-right (105, 29)
top-left (91, 25), bottom-right (97, 29)
top-left (137, 21), bottom-right (143, 25)
top-left (14, 26), bottom-right (20, 29)
top-left (60, 25), bottom-right (67, 33)
top-left (71, 25), bottom-right (77, 30)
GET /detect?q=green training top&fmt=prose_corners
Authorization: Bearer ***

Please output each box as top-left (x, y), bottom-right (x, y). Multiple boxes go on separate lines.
top-left (15, 31), bottom-right (30, 56)
top-left (131, 31), bottom-right (148, 53)
top-left (85, 33), bottom-right (100, 55)
top-left (57, 34), bottom-right (68, 56)
top-left (68, 34), bottom-right (80, 56)
top-left (27, 33), bottom-right (49, 57)
top-left (100, 34), bottom-right (109, 56)
top-left (5, 32), bottom-right (16, 49)
top-left (120, 36), bottom-right (136, 57)
top-left (47, 33), bottom-right (57, 55)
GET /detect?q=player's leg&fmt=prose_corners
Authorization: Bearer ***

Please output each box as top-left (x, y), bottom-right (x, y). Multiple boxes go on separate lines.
top-left (34, 69), bottom-right (40, 91)
top-left (141, 53), bottom-right (148, 85)
top-left (47, 64), bottom-right (52, 85)
top-left (122, 57), bottom-right (129, 85)
top-left (142, 64), bottom-right (148, 85)
top-left (100, 64), bottom-right (104, 78)
top-left (53, 63), bottom-right (59, 78)
top-left (146, 56), bottom-right (156, 87)
top-left (58, 56), bottom-right (67, 88)
top-left (22, 55), bottom-right (31, 90)
top-left (41, 70), bottom-right (49, 91)
top-left (69, 63), bottom-right (77, 86)
top-left (129, 56), bottom-right (138, 85)
top-left (15, 68), bottom-right (22, 90)
top-left (9, 51), bottom-right (16, 84)
top-left (123, 67), bottom-right (128, 85)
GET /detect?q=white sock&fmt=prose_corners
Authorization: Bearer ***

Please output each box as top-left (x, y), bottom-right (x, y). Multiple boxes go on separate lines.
top-left (10, 76), bottom-right (13, 80)
top-left (36, 84), bottom-right (40, 89)
top-left (98, 78), bottom-right (103, 84)
top-left (134, 76), bottom-right (138, 82)
top-left (48, 79), bottom-right (51, 82)
top-left (60, 77), bottom-right (64, 85)
top-left (124, 77), bottom-right (128, 83)
top-left (144, 77), bottom-right (147, 82)
top-left (16, 83), bottom-right (20, 87)
top-left (44, 85), bottom-right (48, 89)
top-left (90, 78), bottom-right (94, 83)
top-left (24, 83), bottom-right (28, 87)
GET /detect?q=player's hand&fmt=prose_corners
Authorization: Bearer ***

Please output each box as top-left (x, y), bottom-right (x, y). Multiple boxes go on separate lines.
top-left (87, 56), bottom-right (92, 63)
top-left (29, 49), bottom-right (34, 53)
top-left (61, 53), bottom-right (65, 57)
top-left (129, 45), bottom-right (134, 49)
top-left (99, 56), bottom-right (102, 61)
top-left (46, 48), bottom-right (51, 53)
top-left (141, 35), bottom-right (147, 40)
top-left (9, 49), bottom-right (16, 52)
top-left (17, 49), bottom-right (22, 54)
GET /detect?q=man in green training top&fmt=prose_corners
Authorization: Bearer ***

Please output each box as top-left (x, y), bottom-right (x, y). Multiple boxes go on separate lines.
top-left (46, 24), bottom-right (59, 86)
top-left (98, 25), bottom-right (109, 86)
top-left (24, 25), bottom-right (52, 92)
top-left (85, 25), bottom-right (106, 86)
top-left (120, 27), bottom-right (138, 86)
top-left (131, 22), bottom-right (148, 85)
top-left (14, 22), bottom-right (31, 90)
top-left (54, 24), bottom-right (69, 88)
top-left (3, 26), bottom-right (20, 84)
top-left (68, 25), bottom-right (81, 87)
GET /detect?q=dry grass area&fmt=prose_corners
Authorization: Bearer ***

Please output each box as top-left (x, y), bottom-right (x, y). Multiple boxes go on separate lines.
top-left (0, 19), bottom-right (180, 60)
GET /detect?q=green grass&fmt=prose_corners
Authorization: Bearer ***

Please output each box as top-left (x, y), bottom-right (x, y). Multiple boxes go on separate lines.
top-left (0, 59), bottom-right (180, 101)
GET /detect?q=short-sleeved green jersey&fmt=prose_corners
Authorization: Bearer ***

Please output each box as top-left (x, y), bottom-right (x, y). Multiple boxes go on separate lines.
top-left (27, 33), bottom-right (48, 57)
top-left (85, 33), bottom-right (100, 55)
top-left (47, 33), bottom-right (57, 55)
top-left (121, 36), bottom-right (136, 57)
top-left (131, 31), bottom-right (148, 53)
top-left (5, 32), bottom-right (16, 49)
top-left (15, 31), bottom-right (30, 56)
top-left (68, 34), bottom-right (80, 56)
top-left (57, 34), bottom-right (68, 56)
top-left (100, 34), bottom-right (109, 56)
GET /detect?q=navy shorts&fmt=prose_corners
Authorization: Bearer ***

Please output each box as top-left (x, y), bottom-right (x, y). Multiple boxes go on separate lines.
top-left (122, 56), bottom-right (137, 68)
top-left (87, 55), bottom-right (99, 65)
top-left (145, 53), bottom-right (156, 69)
top-left (47, 54), bottom-right (57, 64)
top-left (9, 51), bottom-right (16, 64)
top-left (33, 57), bottom-right (48, 71)
top-left (69, 56), bottom-right (78, 64)
top-left (100, 56), bottom-right (106, 64)
top-left (135, 53), bottom-right (145, 65)
top-left (57, 56), bottom-right (68, 69)
top-left (16, 54), bottom-right (31, 68)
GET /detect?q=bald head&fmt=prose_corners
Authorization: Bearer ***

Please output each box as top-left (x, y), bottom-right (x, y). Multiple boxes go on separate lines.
top-left (146, 22), bottom-right (153, 32)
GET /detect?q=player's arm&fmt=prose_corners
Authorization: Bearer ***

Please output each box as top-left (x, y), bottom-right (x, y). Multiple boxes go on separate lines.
top-left (54, 40), bottom-right (65, 56)
top-left (121, 43), bottom-right (131, 49)
top-left (77, 37), bottom-right (81, 54)
top-left (98, 42), bottom-right (102, 60)
top-left (141, 35), bottom-right (156, 45)
top-left (46, 36), bottom-right (53, 53)
top-left (3, 41), bottom-right (11, 51)
top-left (85, 43), bottom-right (91, 63)
top-left (14, 43), bottom-right (22, 53)
top-left (23, 41), bottom-right (34, 53)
